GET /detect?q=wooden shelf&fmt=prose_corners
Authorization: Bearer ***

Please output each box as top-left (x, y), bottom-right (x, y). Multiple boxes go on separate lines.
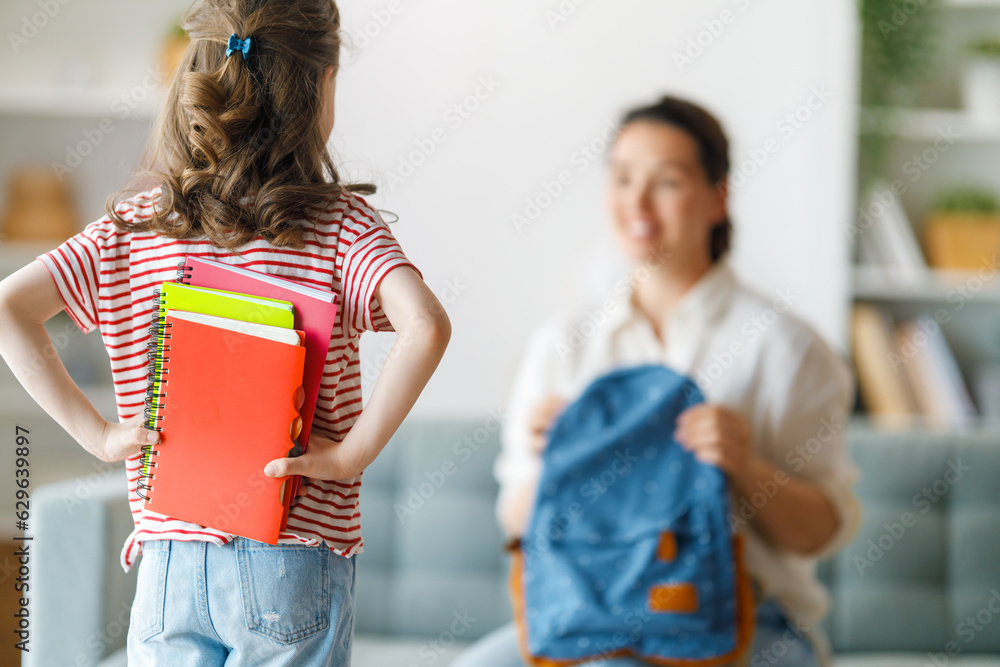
top-left (849, 414), bottom-right (1000, 434)
top-left (852, 265), bottom-right (1000, 303)
top-left (947, 0), bottom-right (1000, 6)
top-left (859, 107), bottom-right (1000, 142)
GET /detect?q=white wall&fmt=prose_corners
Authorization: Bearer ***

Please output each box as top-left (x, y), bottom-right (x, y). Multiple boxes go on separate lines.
top-left (0, 0), bottom-right (858, 418)
top-left (334, 0), bottom-right (858, 416)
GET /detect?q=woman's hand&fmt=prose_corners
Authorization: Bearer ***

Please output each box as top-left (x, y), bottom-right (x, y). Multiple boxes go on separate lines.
top-left (528, 395), bottom-right (569, 454)
top-left (97, 414), bottom-right (158, 463)
top-left (677, 402), bottom-right (844, 554)
top-left (263, 431), bottom-right (362, 482)
top-left (675, 403), bottom-right (754, 481)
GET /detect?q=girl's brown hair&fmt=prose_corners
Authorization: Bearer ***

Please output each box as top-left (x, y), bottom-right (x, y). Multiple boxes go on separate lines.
top-left (108, 0), bottom-right (373, 252)
top-left (620, 96), bottom-right (732, 263)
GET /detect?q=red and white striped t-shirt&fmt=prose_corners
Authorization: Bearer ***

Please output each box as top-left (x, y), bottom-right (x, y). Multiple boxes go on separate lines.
top-left (37, 187), bottom-right (421, 572)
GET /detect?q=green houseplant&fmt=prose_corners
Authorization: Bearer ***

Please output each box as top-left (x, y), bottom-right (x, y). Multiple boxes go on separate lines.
top-left (857, 0), bottom-right (944, 184)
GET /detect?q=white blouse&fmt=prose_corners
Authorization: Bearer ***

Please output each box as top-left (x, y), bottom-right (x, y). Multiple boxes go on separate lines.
top-left (495, 257), bottom-right (861, 658)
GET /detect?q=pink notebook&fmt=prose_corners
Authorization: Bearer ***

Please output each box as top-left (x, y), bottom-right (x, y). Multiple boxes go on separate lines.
top-left (179, 255), bottom-right (338, 510)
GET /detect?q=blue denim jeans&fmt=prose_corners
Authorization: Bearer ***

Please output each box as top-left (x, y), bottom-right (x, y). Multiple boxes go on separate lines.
top-left (450, 597), bottom-right (818, 667)
top-left (127, 537), bottom-right (356, 666)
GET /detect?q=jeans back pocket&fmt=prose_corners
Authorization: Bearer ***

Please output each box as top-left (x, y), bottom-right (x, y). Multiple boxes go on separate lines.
top-left (235, 542), bottom-right (332, 644)
top-left (130, 540), bottom-right (169, 642)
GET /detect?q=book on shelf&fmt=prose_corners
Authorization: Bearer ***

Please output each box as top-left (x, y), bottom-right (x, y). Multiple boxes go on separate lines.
top-left (913, 313), bottom-right (978, 427)
top-left (856, 179), bottom-right (929, 285)
top-left (895, 321), bottom-right (951, 427)
top-left (851, 304), bottom-right (918, 427)
top-left (851, 304), bottom-right (979, 429)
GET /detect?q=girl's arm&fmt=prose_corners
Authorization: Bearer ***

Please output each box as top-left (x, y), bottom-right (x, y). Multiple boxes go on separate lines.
top-left (264, 265), bottom-right (451, 480)
top-left (0, 260), bottom-right (157, 462)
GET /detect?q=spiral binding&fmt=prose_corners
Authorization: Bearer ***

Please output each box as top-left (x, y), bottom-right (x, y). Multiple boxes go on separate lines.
top-left (136, 262), bottom-right (193, 502)
top-left (176, 262), bottom-right (193, 284)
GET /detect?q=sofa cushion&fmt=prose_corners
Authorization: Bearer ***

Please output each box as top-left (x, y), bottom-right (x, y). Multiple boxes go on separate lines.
top-left (829, 427), bottom-right (1000, 656)
top-left (30, 418), bottom-right (1000, 664)
top-left (355, 417), bottom-right (511, 640)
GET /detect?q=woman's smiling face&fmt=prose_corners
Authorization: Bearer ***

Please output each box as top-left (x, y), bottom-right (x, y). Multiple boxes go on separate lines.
top-left (606, 120), bottom-right (726, 267)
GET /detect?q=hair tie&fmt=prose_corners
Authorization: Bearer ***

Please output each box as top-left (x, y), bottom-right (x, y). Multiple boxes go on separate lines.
top-left (226, 33), bottom-right (251, 59)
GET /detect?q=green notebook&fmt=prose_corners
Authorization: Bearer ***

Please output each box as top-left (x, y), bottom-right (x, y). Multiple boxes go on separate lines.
top-left (159, 282), bottom-right (295, 328)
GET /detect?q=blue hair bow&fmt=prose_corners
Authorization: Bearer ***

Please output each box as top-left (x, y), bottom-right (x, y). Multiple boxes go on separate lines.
top-left (226, 33), bottom-right (251, 59)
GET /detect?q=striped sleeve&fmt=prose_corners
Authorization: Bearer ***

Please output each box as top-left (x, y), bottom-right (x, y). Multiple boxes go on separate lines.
top-left (36, 217), bottom-right (118, 335)
top-left (341, 204), bottom-right (422, 334)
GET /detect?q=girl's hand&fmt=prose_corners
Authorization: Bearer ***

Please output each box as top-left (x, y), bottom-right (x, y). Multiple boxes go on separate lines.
top-left (675, 403), bottom-right (754, 480)
top-left (98, 414), bottom-right (158, 463)
top-left (263, 432), bottom-right (362, 482)
top-left (528, 395), bottom-right (569, 454)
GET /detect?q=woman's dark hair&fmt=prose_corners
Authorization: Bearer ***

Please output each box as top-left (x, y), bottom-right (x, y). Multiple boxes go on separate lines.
top-left (108, 0), bottom-right (373, 252)
top-left (620, 96), bottom-right (732, 263)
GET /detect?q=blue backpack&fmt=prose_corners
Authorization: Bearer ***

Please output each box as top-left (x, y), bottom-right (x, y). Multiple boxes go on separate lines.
top-left (508, 364), bottom-right (755, 666)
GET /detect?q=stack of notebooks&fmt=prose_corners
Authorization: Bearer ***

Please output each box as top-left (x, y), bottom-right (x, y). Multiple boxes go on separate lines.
top-left (851, 304), bottom-right (978, 430)
top-left (137, 256), bottom-right (339, 543)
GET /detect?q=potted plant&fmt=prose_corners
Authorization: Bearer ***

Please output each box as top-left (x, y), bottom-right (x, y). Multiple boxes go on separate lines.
top-left (922, 187), bottom-right (1000, 271)
top-left (962, 37), bottom-right (1000, 124)
top-left (857, 0), bottom-right (943, 184)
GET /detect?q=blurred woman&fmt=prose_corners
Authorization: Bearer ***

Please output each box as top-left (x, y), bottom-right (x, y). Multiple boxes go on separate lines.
top-left (454, 95), bottom-right (861, 667)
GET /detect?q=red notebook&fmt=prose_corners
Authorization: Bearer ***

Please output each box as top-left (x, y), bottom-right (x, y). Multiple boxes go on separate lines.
top-left (177, 255), bottom-right (340, 510)
top-left (140, 311), bottom-right (306, 544)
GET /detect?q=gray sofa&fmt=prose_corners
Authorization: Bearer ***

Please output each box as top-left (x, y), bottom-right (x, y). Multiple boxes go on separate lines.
top-left (26, 419), bottom-right (1000, 666)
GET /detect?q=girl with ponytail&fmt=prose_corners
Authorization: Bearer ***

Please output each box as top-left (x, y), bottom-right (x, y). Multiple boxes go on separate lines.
top-left (0, 1), bottom-right (451, 664)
